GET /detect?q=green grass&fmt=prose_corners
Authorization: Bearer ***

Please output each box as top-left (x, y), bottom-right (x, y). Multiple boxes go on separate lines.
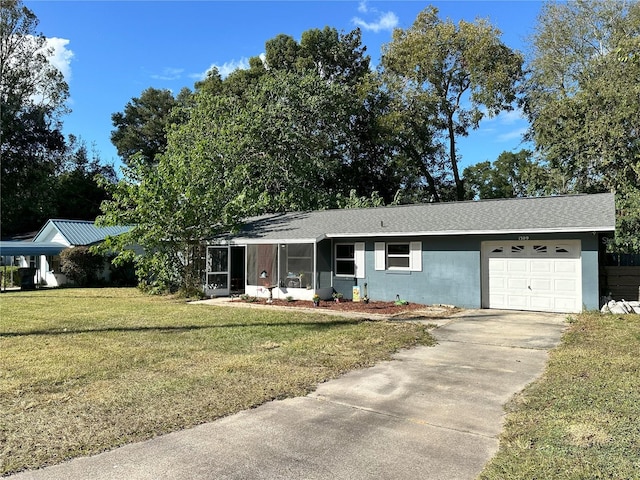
top-left (480, 312), bottom-right (640, 479)
top-left (0, 288), bottom-right (436, 476)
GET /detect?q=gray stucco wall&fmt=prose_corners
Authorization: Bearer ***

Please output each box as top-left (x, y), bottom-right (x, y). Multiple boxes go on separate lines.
top-left (330, 232), bottom-right (603, 311)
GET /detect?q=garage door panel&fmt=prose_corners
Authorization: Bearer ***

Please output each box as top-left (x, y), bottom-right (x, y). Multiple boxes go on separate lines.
top-left (489, 258), bottom-right (506, 271)
top-left (554, 261), bottom-right (577, 274)
top-left (530, 278), bottom-right (552, 292)
top-left (507, 277), bottom-right (528, 290)
top-left (507, 295), bottom-right (529, 309)
top-left (530, 260), bottom-right (552, 273)
top-left (507, 260), bottom-right (527, 272)
top-left (530, 296), bottom-right (554, 310)
top-left (484, 240), bottom-right (581, 313)
top-left (554, 278), bottom-right (577, 292)
top-left (489, 294), bottom-right (507, 308)
top-left (555, 297), bottom-right (579, 311)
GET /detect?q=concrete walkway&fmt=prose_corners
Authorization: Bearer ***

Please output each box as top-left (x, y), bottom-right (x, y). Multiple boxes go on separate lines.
top-left (11, 310), bottom-right (567, 480)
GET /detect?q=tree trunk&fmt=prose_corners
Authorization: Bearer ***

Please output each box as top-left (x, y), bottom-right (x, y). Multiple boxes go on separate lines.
top-left (447, 115), bottom-right (464, 201)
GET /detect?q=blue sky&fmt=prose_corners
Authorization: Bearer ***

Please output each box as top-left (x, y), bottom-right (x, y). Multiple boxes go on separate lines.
top-left (26, 0), bottom-right (543, 174)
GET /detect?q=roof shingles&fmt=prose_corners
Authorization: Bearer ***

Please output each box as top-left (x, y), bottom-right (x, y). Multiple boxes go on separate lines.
top-left (231, 193), bottom-right (615, 243)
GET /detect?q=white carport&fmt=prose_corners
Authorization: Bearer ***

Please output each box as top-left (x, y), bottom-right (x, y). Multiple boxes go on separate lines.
top-left (0, 241), bottom-right (67, 289)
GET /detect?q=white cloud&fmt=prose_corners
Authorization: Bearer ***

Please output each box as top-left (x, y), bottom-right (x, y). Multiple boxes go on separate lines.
top-left (497, 127), bottom-right (528, 143)
top-left (494, 108), bottom-right (526, 126)
top-left (42, 37), bottom-right (74, 81)
top-left (191, 57), bottom-right (251, 81)
top-left (475, 108), bottom-right (528, 142)
top-left (151, 67), bottom-right (184, 81)
top-left (358, 1), bottom-right (368, 13)
top-left (352, 11), bottom-right (399, 33)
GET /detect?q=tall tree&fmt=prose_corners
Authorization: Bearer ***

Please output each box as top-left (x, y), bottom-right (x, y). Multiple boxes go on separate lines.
top-left (1, 0), bottom-right (68, 235)
top-left (265, 33), bottom-right (300, 72)
top-left (54, 135), bottom-right (116, 221)
top-left (98, 70), bottom-right (357, 292)
top-left (297, 27), bottom-right (370, 85)
top-left (110, 87), bottom-right (177, 166)
top-left (381, 6), bottom-right (524, 201)
top-left (463, 150), bottom-right (559, 200)
top-left (525, 0), bottom-right (640, 251)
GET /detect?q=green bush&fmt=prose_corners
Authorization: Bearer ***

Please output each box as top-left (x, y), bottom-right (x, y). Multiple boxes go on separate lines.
top-left (0, 266), bottom-right (20, 288)
top-left (60, 247), bottom-right (104, 286)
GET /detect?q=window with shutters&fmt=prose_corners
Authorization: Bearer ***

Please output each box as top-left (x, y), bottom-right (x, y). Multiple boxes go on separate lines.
top-left (387, 243), bottom-right (410, 269)
top-left (335, 242), bottom-right (365, 278)
top-left (375, 241), bottom-right (422, 271)
top-left (335, 244), bottom-right (355, 276)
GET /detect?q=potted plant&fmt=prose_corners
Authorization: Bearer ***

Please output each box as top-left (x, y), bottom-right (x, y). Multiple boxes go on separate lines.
top-left (332, 292), bottom-right (343, 303)
top-left (312, 294), bottom-right (320, 306)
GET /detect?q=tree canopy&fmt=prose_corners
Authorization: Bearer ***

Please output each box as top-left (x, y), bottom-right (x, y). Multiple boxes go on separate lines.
top-left (1, 0), bottom-right (114, 236)
top-left (1, 0), bottom-right (68, 234)
top-left (381, 6), bottom-right (524, 201)
top-left (525, 0), bottom-right (640, 251)
top-left (463, 150), bottom-right (559, 200)
top-left (110, 87), bottom-right (179, 167)
top-left (99, 2), bottom-right (640, 293)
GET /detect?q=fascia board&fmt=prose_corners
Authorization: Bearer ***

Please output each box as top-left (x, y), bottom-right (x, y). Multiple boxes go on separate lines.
top-left (225, 238), bottom-right (320, 246)
top-left (325, 226), bottom-right (615, 238)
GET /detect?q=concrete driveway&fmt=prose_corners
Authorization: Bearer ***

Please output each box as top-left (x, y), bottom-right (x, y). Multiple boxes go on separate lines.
top-left (11, 310), bottom-right (567, 480)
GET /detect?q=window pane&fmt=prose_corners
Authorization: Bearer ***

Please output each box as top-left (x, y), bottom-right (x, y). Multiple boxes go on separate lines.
top-left (207, 248), bottom-right (228, 273)
top-left (280, 243), bottom-right (313, 288)
top-left (287, 243), bottom-right (313, 258)
top-left (388, 257), bottom-right (410, 268)
top-left (206, 273), bottom-right (228, 289)
top-left (388, 244), bottom-right (410, 255)
top-left (336, 244), bottom-right (355, 259)
top-left (336, 260), bottom-right (355, 275)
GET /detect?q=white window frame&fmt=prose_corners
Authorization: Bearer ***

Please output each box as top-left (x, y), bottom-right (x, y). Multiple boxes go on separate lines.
top-left (374, 241), bottom-right (422, 272)
top-left (387, 243), bottom-right (411, 270)
top-left (335, 242), bottom-right (365, 278)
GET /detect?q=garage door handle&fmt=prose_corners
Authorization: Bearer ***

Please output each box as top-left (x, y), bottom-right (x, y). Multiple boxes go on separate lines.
top-left (528, 285), bottom-right (532, 290)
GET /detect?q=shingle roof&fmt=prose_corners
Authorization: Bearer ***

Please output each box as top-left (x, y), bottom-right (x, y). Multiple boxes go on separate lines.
top-left (230, 193), bottom-right (616, 243)
top-left (33, 220), bottom-right (132, 246)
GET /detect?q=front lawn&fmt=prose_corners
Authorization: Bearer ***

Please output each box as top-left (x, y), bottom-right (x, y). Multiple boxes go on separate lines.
top-left (480, 312), bottom-right (640, 479)
top-left (0, 288), bottom-right (436, 476)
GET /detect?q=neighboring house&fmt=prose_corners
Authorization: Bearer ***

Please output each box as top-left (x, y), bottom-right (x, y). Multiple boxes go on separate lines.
top-left (205, 193), bottom-right (615, 314)
top-left (0, 219), bottom-right (131, 287)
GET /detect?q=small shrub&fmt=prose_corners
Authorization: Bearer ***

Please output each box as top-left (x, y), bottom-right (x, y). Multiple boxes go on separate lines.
top-left (286, 296), bottom-right (294, 302)
top-left (0, 266), bottom-right (21, 288)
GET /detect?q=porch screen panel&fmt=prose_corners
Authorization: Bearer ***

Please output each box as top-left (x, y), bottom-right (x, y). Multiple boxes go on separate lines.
top-left (247, 244), bottom-right (277, 286)
top-left (279, 243), bottom-right (313, 289)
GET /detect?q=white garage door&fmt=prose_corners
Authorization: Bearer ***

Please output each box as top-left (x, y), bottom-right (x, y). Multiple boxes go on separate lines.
top-left (482, 240), bottom-right (582, 313)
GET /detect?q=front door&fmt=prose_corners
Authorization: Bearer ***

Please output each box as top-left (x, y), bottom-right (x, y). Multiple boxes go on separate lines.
top-left (205, 246), bottom-right (230, 297)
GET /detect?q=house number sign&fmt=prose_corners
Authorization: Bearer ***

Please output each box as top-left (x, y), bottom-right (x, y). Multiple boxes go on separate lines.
top-left (518, 236), bottom-right (530, 241)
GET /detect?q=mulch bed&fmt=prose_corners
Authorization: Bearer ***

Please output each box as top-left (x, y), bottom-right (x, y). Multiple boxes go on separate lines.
top-left (232, 298), bottom-right (444, 316)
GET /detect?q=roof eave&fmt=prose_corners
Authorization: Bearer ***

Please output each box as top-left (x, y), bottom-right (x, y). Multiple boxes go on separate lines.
top-left (324, 226), bottom-right (615, 238)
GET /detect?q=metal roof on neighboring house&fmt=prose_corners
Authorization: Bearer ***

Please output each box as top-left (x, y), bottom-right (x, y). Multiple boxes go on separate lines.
top-left (33, 219), bottom-right (132, 246)
top-left (228, 193), bottom-right (616, 243)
